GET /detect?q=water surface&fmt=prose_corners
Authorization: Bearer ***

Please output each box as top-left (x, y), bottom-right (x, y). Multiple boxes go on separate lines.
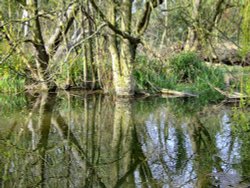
top-left (0, 92), bottom-right (250, 188)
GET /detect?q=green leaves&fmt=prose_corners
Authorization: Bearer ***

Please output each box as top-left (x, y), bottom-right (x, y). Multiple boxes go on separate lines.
top-left (168, 52), bottom-right (204, 83)
top-left (241, 0), bottom-right (250, 57)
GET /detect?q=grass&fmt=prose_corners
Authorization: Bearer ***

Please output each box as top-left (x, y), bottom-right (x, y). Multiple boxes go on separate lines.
top-left (134, 55), bottom-right (175, 92)
top-left (0, 77), bottom-right (25, 93)
top-left (0, 94), bottom-right (28, 117)
top-left (169, 52), bottom-right (226, 102)
top-left (134, 52), bottom-right (227, 103)
top-left (0, 54), bottom-right (26, 93)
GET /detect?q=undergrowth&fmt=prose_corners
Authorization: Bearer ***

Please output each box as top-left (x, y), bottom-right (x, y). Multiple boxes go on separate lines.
top-left (0, 78), bottom-right (25, 93)
top-left (0, 75), bottom-right (25, 93)
top-left (0, 54), bottom-right (26, 93)
top-left (134, 52), bottom-right (226, 103)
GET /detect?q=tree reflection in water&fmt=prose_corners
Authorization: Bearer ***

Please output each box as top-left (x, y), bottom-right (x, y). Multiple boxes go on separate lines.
top-left (0, 94), bottom-right (249, 188)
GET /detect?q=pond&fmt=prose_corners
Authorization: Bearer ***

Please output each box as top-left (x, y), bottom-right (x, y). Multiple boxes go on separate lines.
top-left (0, 92), bottom-right (250, 188)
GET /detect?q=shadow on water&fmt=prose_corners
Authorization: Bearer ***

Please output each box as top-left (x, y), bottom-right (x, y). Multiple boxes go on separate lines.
top-left (0, 93), bottom-right (250, 188)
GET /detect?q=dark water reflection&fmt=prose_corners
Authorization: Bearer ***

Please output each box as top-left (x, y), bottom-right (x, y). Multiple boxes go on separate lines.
top-left (0, 93), bottom-right (250, 188)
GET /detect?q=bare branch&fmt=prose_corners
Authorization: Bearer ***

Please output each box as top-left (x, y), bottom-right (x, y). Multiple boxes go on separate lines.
top-left (63, 23), bottom-right (107, 63)
top-left (47, 2), bottom-right (80, 57)
top-left (89, 0), bottom-right (140, 44)
top-left (136, 0), bottom-right (164, 36)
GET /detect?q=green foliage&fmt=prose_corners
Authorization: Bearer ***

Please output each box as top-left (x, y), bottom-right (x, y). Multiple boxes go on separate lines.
top-left (0, 77), bottom-right (25, 93)
top-left (0, 52), bottom-right (26, 93)
top-left (54, 55), bottom-right (85, 87)
top-left (232, 107), bottom-right (250, 132)
top-left (223, 66), bottom-right (250, 179)
top-left (134, 55), bottom-right (173, 92)
top-left (227, 66), bottom-right (250, 134)
top-left (241, 0), bottom-right (250, 57)
top-left (246, 76), bottom-right (250, 101)
top-left (168, 52), bottom-right (205, 83)
top-left (0, 94), bottom-right (27, 116)
top-left (134, 52), bottom-right (225, 103)
top-left (0, 64), bottom-right (26, 93)
top-left (169, 52), bottom-right (225, 103)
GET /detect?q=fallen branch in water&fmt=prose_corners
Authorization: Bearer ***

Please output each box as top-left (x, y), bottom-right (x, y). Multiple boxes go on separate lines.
top-left (160, 88), bottom-right (198, 97)
top-left (213, 87), bottom-right (247, 99)
top-left (208, 83), bottom-right (248, 99)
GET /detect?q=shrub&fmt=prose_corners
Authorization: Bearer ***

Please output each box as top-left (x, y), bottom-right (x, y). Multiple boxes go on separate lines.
top-left (168, 52), bottom-right (205, 83)
top-left (168, 52), bottom-right (225, 102)
top-left (134, 55), bottom-right (174, 92)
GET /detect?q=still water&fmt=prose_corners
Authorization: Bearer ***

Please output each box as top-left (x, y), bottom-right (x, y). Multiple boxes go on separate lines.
top-left (0, 92), bottom-right (249, 188)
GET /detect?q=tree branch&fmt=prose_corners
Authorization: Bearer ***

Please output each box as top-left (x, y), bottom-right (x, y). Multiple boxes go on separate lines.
top-left (136, 0), bottom-right (164, 36)
top-left (27, 0), bottom-right (49, 69)
top-left (89, 0), bottom-right (140, 44)
top-left (63, 23), bottom-right (107, 63)
top-left (47, 2), bottom-right (80, 57)
top-left (0, 14), bottom-right (39, 80)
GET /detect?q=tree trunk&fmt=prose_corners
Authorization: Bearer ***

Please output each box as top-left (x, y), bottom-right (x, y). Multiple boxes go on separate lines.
top-left (111, 40), bottom-right (136, 96)
top-left (184, 0), bottom-right (226, 52)
top-left (90, 0), bottom-right (163, 96)
top-left (87, 0), bottom-right (96, 90)
top-left (184, 0), bottom-right (202, 51)
top-left (27, 0), bottom-right (50, 90)
top-left (109, 0), bottom-right (135, 96)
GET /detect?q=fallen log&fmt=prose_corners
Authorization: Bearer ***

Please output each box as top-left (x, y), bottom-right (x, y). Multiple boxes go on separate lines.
top-left (213, 87), bottom-right (248, 99)
top-left (160, 88), bottom-right (198, 97)
top-left (208, 83), bottom-right (248, 99)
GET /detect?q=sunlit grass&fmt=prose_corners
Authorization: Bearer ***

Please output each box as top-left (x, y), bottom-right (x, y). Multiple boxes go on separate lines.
top-left (0, 77), bottom-right (25, 93)
top-left (134, 52), bottom-right (226, 103)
